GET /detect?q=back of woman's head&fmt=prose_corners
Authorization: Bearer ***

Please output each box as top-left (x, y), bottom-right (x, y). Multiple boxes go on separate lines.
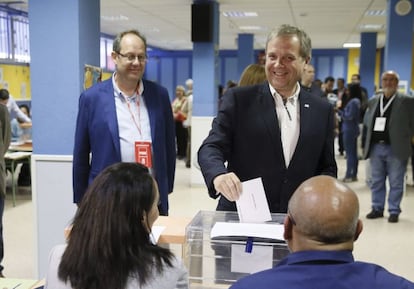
top-left (347, 83), bottom-right (362, 100)
top-left (238, 64), bottom-right (266, 87)
top-left (59, 162), bottom-right (171, 289)
top-left (74, 162), bottom-right (154, 245)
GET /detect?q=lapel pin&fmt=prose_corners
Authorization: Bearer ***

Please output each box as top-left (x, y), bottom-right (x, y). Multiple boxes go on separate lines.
top-left (304, 104), bottom-right (310, 108)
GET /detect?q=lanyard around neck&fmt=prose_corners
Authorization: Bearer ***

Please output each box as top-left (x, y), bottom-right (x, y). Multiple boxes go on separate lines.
top-left (379, 93), bottom-right (396, 117)
top-left (122, 92), bottom-right (142, 136)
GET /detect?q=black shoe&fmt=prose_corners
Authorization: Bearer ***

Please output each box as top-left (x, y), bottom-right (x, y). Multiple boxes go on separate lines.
top-left (0, 272), bottom-right (4, 278)
top-left (388, 214), bottom-right (399, 223)
top-left (366, 210), bottom-right (383, 219)
top-left (342, 177), bottom-right (358, 183)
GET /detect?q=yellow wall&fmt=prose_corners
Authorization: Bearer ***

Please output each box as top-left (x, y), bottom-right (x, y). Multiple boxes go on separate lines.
top-left (347, 48), bottom-right (360, 83)
top-left (0, 64), bottom-right (31, 100)
top-left (102, 71), bottom-right (112, 81)
top-left (348, 48), bottom-right (414, 92)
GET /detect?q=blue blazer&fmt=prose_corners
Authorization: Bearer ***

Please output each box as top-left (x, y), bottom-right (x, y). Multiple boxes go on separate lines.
top-left (198, 82), bottom-right (337, 213)
top-left (72, 78), bottom-right (176, 215)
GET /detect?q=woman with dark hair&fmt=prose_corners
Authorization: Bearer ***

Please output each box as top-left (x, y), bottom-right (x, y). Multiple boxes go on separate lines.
top-left (45, 162), bottom-right (188, 289)
top-left (339, 83), bottom-right (361, 182)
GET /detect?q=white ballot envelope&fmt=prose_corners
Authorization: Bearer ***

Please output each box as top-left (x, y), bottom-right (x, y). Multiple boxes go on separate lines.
top-left (236, 177), bottom-right (271, 223)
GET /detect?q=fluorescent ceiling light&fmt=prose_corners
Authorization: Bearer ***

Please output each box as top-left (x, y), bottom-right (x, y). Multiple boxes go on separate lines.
top-left (365, 10), bottom-right (386, 16)
top-left (239, 26), bottom-right (264, 30)
top-left (101, 15), bottom-right (129, 21)
top-left (223, 11), bottom-right (258, 17)
top-left (359, 24), bottom-right (384, 30)
top-left (343, 43), bottom-right (361, 48)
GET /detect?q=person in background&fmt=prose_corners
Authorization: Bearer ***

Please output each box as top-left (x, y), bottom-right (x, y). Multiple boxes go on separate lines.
top-left (351, 73), bottom-right (368, 122)
top-left (72, 29), bottom-right (176, 215)
top-left (0, 89), bottom-right (31, 124)
top-left (323, 76), bottom-right (337, 106)
top-left (0, 103), bottom-right (10, 278)
top-left (218, 80), bottom-right (237, 109)
top-left (363, 70), bottom-right (414, 223)
top-left (230, 175), bottom-right (414, 289)
top-left (11, 104), bottom-right (32, 142)
top-left (334, 78), bottom-right (346, 155)
top-left (338, 83), bottom-right (361, 182)
top-left (238, 64), bottom-right (266, 86)
top-left (300, 64), bottom-right (324, 97)
top-left (183, 79), bottom-right (193, 168)
top-left (172, 85), bottom-right (188, 160)
top-left (198, 24), bottom-right (337, 213)
top-left (10, 104), bottom-right (32, 186)
top-left (45, 162), bottom-right (188, 289)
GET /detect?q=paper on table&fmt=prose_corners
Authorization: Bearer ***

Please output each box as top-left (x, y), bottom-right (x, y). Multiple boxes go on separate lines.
top-left (150, 225), bottom-right (165, 244)
top-left (0, 278), bottom-right (38, 289)
top-left (236, 177), bottom-right (271, 223)
top-left (211, 222), bottom-right (284, 241)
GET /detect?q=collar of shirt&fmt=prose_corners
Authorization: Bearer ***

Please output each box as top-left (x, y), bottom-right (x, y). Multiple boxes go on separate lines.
top-left (269, 82), bottom-right (300, 107)
top-left (112, 73), bottom-right (144, 100)
top-left (279, 250), bottom-right (354, 266)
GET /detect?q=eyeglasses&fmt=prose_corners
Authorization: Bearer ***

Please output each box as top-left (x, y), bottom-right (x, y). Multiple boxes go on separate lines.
top-left (117, 52), bottom-right (148, 63)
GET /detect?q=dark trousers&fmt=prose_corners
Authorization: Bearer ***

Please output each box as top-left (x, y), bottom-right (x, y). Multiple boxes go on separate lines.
top-left (343, 133), bottom-right (358, 178)
top-left (338, 121), bottom-right (344, 154)
top-left (175, 121), bottom-right (188, 158)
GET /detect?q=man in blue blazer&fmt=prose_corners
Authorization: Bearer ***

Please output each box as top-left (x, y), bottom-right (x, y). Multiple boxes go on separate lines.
top-left (73, 30), bottom-right (176, 215)
top-left (198, 24), bottom-right (337, 213)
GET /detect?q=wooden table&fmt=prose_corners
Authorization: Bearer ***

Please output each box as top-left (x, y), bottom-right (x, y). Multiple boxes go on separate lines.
top-left (154, 215), bottom-right (192, 244)
top-left (9, 141), bottom-right (33, 152)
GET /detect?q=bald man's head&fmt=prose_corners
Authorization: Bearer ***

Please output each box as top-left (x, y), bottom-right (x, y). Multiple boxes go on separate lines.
top-left (285, 176), bottom-right (362, 251)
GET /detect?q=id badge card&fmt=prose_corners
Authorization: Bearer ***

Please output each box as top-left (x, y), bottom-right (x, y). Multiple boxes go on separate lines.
top-left (135, 141), bottom-right (153, 168)
top-left (373, 117), bottom-right (386, 132)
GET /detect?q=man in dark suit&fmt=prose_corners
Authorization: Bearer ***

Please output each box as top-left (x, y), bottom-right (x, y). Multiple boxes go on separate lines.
top-left (198, 24), bottom-right (337, 213)
top-left (363, 70), bottom-right (414, 223)
top-left (73, 29), bottom-right (176, 215)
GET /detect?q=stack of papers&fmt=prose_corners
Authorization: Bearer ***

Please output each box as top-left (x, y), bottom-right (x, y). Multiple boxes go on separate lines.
top-left (211, 222), bottom-right (284, 241)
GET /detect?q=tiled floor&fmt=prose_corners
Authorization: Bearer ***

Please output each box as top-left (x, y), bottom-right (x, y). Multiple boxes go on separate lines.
top-left (2, 151), bottom-right (414, 282)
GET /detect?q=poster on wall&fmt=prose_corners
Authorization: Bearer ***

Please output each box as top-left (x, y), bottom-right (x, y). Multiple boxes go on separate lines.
top-left (84, 64), bottom-right (102, 90)
top-left (398, 80), bottom-right (408, 94)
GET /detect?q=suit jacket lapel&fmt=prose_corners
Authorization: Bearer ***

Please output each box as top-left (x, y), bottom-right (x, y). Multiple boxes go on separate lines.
top-left (258, 83), bottom-right (284, 153)
top-left (142, 83), bottom-right (156, 143)
top-left (389, 93), bottom-right (403, 127)
top-left (290, 92), bottom-right (315, 165)
top-left (102, 80), bottom-right (121, 156)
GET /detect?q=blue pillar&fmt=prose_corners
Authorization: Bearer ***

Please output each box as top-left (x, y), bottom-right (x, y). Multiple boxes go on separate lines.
top-left (191, 0), bottom-right (219, 185)
top-left (359, 32), bottom-right (377, 97)
top-left (29, 0), bottom-right (100, 278)
top-left (30, 0), bottom-right (100, 154)
top-left (192, 0), bottom-right (219, 117)
top-left (384, 0), bottom-right (414, 91)
top-left (237, 34), bottom-right (254, 78)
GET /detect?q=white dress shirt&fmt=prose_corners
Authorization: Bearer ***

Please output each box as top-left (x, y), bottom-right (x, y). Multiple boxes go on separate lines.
top-left (112, 75), bottom-right (152, 163)
top-left (270, 83), bottom-right (300, 168)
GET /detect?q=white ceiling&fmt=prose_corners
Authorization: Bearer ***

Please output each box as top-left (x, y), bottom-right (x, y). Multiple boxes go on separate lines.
top-left (2, 0), bottom-right (389, 50)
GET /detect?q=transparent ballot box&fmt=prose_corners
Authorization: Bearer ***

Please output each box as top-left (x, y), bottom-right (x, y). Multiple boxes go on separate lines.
top-left (184, 211), bottom-right (289, 288)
